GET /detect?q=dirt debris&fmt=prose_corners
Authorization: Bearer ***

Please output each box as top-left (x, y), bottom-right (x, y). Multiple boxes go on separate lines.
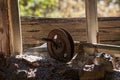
top-left (0, 52), bottom-right (79, 80)
top-left (0, 48), bottom-right (120, 80)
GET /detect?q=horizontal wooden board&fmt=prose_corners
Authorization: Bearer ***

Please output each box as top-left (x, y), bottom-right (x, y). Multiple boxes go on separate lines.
top-left (21, 17), bottom-right (120, 50)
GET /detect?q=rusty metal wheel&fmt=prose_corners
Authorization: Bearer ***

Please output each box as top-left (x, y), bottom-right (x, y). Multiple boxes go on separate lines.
top-left (47, 28), bottom-right (74, 62)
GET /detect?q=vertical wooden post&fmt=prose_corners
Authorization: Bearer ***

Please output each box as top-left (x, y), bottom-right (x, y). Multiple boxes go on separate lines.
top-left (0, 0), bottom-right (22, 56)
top-left (85, 0), bottom-right (99, 43)
top-left (0, 0), bottom-right (10, 56)
top-left (8, 0), bottom-right (22, 55)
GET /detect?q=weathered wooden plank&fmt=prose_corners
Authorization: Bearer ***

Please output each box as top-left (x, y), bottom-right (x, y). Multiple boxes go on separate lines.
top-left (0, 0), bottom-right (22, 55)
top-left (80, 43), bottom-right (120, 57)
top-left (99, 21), bottom-right (120, 28)
top-left (99, 30), bottom-right (120, 33)
top-left (101, 41), bottom-right (120, 45)
top-left (22, 24), bottom-right (86, 30)
top-left (0, 0), bottom-right (10, 56)
top-left (8, 0), bottom-right (22, 54)
top-left (21, 17), bottom-right (120, 49)
top-left (100, 35), bottom-right (120, 40)
top-left (22, 35), bottom-right (87, 44)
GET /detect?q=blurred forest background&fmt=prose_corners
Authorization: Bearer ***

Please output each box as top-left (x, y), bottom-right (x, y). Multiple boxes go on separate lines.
top-left (19, 0), bottom-right (120, 18)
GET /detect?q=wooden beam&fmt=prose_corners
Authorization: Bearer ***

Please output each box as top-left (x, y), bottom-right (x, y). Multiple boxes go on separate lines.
top-left (0, 0), bottom-right (10, 56)
top-left (85, 0), bottom-right (99, 43)
top-left (80, 43), bottom-right (120, 57)
top-left (8, 0), bottom-right (22, 54)
top-left (0, 0), bottom-right (22, 56)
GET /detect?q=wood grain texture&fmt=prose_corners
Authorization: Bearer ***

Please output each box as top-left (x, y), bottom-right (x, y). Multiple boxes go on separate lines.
top-left (8, 0), bottom-right (22, 54)
top-left (0, 0), bottom-right (10, 56)
top-left (80, 43), bottom-right (120, 57)
top-left (21, 17), bottom-right (120, 49)
top-left (0, 0), bottom-right (22, 56)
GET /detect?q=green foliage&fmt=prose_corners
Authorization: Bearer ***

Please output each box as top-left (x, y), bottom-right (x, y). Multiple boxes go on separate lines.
top-left (19, 0), bottom-right (58, 17)
top-left (19, 0), bottom-right (120, 17)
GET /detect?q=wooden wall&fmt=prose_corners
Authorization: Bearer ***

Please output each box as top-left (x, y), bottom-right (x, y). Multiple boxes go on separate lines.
top-left (21, 17), bottom-right (120, 49)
